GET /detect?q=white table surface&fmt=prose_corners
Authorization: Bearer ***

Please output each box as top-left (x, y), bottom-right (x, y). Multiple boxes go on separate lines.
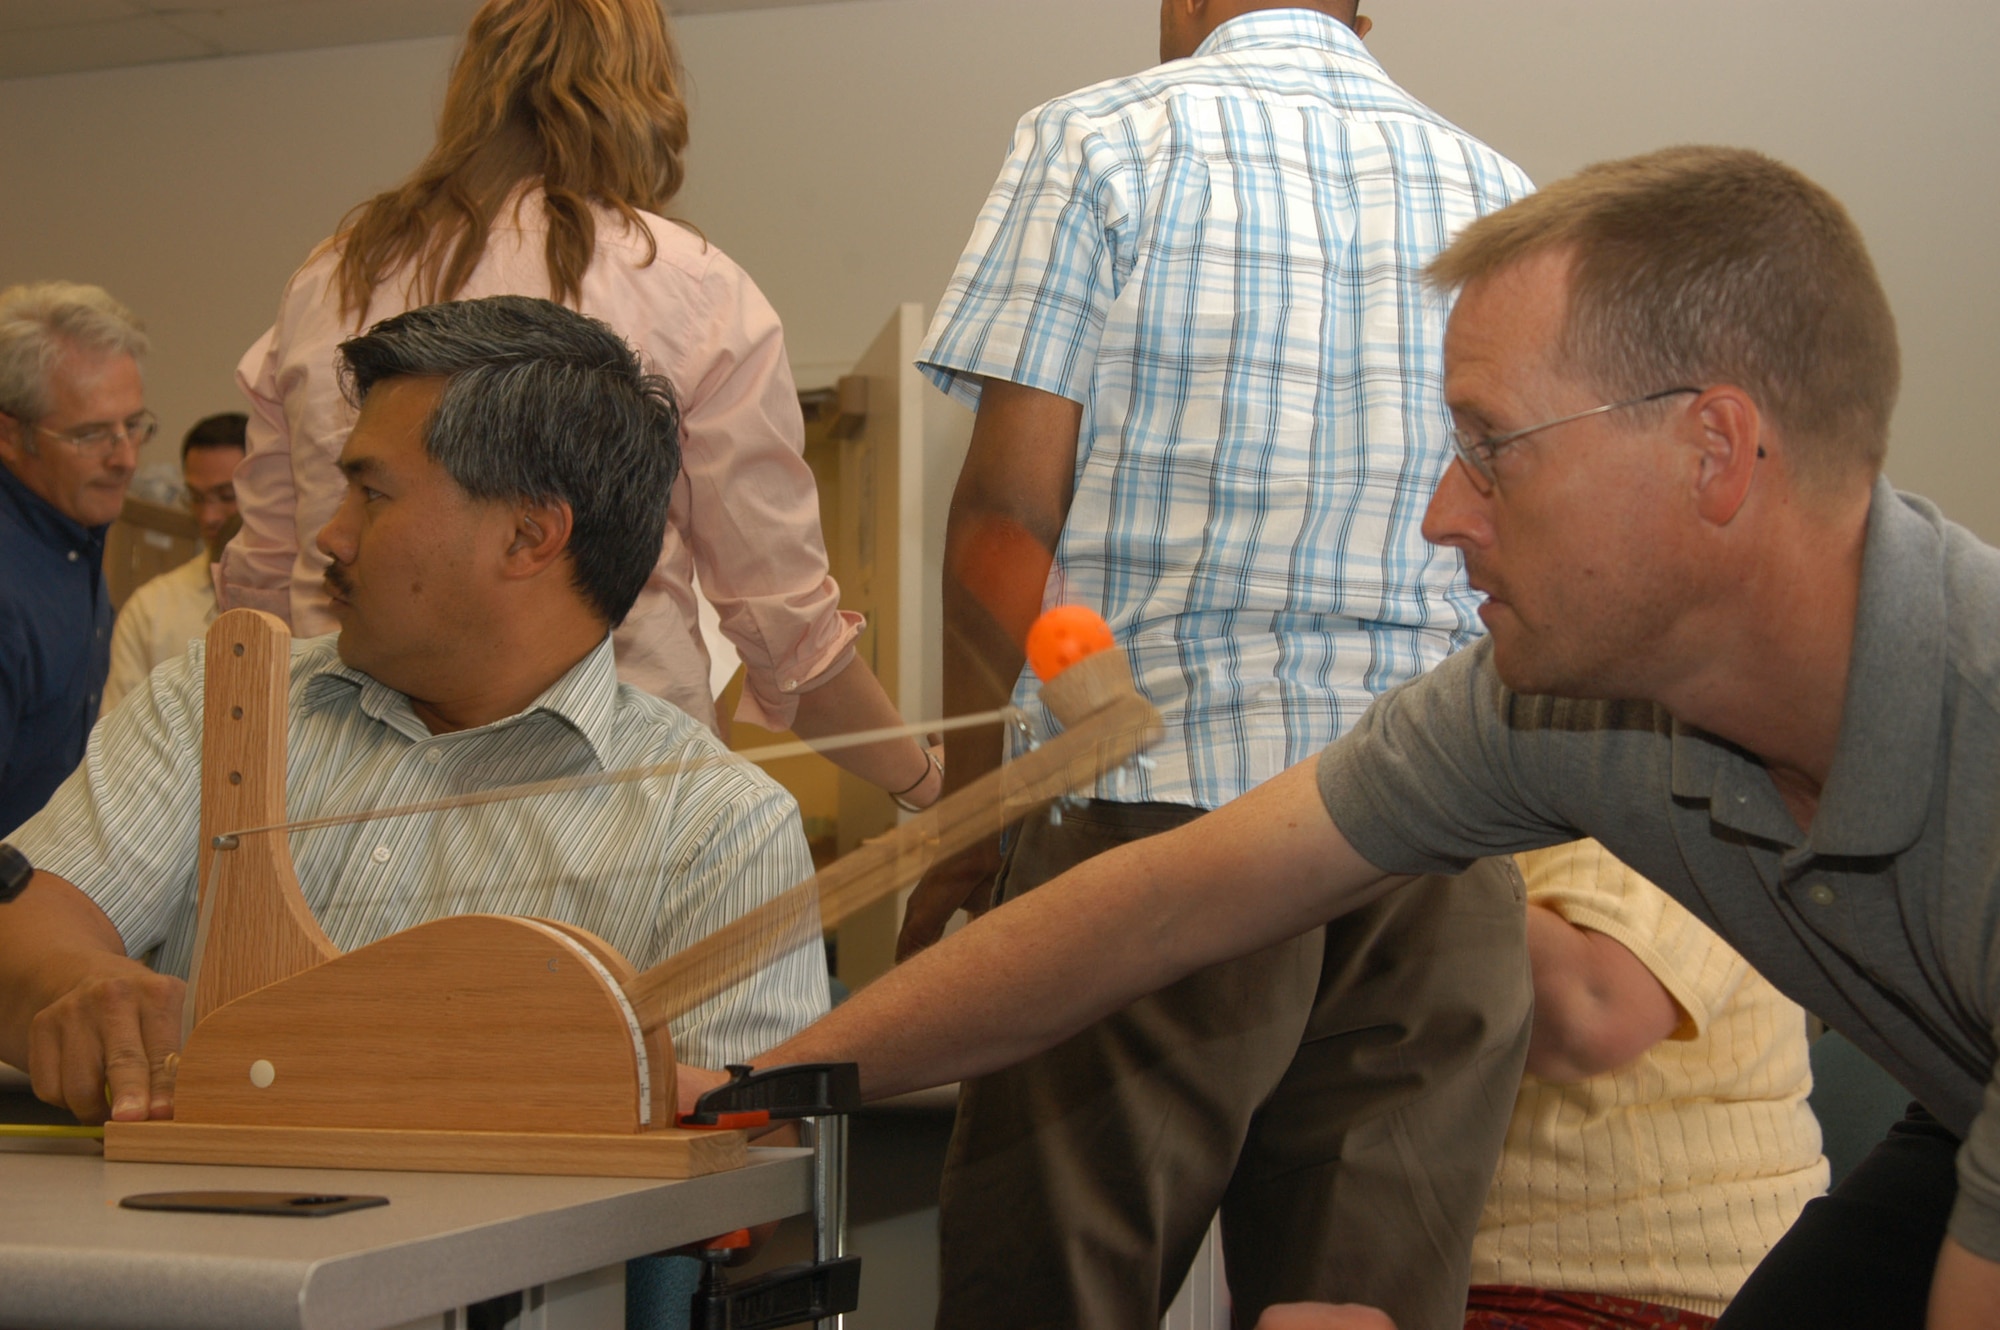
top-left (0, 1142), bottom-right (812, 1330)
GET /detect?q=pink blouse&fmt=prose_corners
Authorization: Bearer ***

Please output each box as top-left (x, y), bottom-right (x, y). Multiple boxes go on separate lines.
top-left (219, 194), bottom-right (859, 734)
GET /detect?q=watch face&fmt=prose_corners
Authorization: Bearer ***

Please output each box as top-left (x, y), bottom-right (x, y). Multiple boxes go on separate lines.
top-left (0, 843), bottom-right (30, 903)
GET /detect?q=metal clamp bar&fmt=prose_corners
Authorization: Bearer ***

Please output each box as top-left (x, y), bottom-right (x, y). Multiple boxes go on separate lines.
top-left (804, 1115), bottom-right (849, 1330)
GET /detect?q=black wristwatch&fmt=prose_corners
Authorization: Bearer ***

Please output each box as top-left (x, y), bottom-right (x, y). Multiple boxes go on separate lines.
top-left (0, 843), bottom-right (30, 904)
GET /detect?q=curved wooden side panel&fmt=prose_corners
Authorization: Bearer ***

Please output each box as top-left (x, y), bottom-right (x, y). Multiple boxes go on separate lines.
top-left (174, 914), bottom-right (651, 1135)
top-left (532, 917), bottom-right (677, 1130)
top-left (192, 609), bottom-right (337, 1025)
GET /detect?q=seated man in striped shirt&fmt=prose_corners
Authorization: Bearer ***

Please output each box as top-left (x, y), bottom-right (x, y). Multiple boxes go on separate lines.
top-left (0, 295), bottom-right (829, 1124)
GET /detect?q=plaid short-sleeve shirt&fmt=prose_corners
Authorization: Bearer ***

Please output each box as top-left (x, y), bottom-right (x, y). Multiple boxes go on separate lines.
top-left (919, 10), bottom-right (1532, 807)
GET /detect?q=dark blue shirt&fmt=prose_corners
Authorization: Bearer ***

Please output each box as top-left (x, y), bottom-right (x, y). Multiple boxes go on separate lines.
top-left (0, 463), bottom-right (111, 835)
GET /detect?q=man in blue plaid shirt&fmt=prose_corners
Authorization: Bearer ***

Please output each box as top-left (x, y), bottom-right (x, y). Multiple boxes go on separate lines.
top-left (900, 3), bottom-right (1535, 1326)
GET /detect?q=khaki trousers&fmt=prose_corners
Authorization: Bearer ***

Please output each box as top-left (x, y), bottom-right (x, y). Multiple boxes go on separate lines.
top-left (935, 800), bottom-right (1531, 1330)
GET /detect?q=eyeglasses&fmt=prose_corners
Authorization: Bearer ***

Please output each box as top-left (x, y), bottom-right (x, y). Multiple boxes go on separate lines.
top-left (1449, 388), bottom-right (1702, 494)
top-left (32, 409), bottom-right (159, 459)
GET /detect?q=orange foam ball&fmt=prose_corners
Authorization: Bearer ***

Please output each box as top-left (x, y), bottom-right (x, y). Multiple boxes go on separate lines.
top-left (1027, 605), bottom-right (1115, 681)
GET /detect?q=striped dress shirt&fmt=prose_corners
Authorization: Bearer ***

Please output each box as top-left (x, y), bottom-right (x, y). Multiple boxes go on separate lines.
top-left (919, 9), bottom-right (1533, 808)
top-left (14, 634), bottom-right (829, 1068)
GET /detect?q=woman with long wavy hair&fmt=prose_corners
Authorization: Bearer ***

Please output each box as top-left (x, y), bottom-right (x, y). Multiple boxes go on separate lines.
top-left (220, 0), bottom-right (940, 807)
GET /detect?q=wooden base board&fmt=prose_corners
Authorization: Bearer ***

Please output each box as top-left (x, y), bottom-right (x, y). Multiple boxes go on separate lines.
top-left (103, 1120), bottom-right (746, 1179)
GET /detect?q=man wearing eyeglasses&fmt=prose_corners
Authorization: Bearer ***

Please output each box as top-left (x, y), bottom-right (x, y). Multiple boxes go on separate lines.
top-left (0, 282), bottom-right (151, 835)
top-left (687, 146), bottom-right (2000, 1327)
top-left (103, 413), bottom-right (247, 712)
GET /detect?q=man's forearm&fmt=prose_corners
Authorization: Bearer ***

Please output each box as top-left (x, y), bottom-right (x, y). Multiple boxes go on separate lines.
top-left (1523, 902), bottom-right (1681, 1081)
top-left (0, 871), bottom-right (132, 1066)
top-left (939, 375), bottom-right (1081, 789)
top-left (893, 378), bottom-right (1080, 955)
top-left (938, 573), bottom-right (1019, 793)
top-left (756, 760), bottom-right (1394, 1098)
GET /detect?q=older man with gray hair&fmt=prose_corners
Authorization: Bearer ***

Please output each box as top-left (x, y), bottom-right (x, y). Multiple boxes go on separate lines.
top-left (0, 282), bottom-right (150, 834)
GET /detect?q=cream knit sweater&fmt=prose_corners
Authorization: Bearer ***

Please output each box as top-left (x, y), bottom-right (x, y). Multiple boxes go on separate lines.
top-left (1469, 840), bottom-right (1829, 1317)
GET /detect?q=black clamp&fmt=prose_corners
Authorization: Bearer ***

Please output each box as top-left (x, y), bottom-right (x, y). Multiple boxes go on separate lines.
top-left (692, 1252), bottom-right (862, 1330)
top-left (678, 1062), bottom-right (862, 1128)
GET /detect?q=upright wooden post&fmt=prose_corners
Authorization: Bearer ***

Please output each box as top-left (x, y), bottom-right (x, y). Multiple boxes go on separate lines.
top-left (190, 609), bottom-right (337, 1026)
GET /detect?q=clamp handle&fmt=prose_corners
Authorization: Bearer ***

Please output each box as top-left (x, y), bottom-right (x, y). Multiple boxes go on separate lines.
top-left (677, 1061), bottom-right (862, 1127)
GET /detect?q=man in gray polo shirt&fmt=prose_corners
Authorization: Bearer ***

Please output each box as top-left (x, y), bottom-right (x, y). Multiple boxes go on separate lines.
top-left (679, 146), bottom-right (2000, 1327)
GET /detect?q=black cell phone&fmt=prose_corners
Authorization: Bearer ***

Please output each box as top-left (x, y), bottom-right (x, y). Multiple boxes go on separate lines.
top-left (120, 1190), bottom-right (389, 1217)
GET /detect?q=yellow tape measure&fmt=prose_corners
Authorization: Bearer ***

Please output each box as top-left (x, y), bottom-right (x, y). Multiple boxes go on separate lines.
top-left (0, 1123), bottom-right (105, 1140)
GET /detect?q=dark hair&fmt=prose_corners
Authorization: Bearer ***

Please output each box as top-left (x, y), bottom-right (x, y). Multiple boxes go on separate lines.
top-left (181, 411), bottom-right (248, 462)
top-left (1427, 146), bottom-right (1899, 490)
top-left (335, 295), bottom-right (680, 626)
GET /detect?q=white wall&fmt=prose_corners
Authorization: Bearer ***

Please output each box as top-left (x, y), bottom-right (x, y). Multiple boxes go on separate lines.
top-left (2, 0), bottom-right (1996, 535)
top-left (1365, 0), bottom-right (2000, 540)
top-left (0, 35), bottom-right (450, 452)
top-left (669, 0), bottom-right (1157, 385)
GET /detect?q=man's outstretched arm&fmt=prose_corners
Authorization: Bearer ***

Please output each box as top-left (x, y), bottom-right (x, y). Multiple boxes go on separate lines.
top-left (0, 870), bottom-right (182, 1123)
top-left (683, 758), bottom-right (1399, 1107)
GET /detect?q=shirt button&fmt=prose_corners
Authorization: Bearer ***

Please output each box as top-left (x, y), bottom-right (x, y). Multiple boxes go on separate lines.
top-left (67, 550), bottom-right (80, 563)
top-left (371, 846), bottom-right (391, 864)
top-left (1807, 882), bottom-right (1836, 906)
top-left (423, 748), bottom-right (443, 765)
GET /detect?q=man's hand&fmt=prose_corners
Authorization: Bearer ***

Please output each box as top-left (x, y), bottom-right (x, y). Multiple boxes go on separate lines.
top-left (0, 869), bottom-right (179, 1123)
top-left (897, 839), bottom-right (1003, 960)
top-left (27, 958), bottom-right (183, 1123)
top-left (1255, 1303), bottom-right (1396, 1330)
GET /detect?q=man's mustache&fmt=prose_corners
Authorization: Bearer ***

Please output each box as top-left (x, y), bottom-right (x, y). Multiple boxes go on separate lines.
top-left (324, 564), bottom-right (355, 600)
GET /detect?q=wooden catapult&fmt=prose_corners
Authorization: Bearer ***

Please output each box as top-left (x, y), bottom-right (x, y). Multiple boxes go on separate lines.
top-left (103, 609), bottom-right (1159, 1178)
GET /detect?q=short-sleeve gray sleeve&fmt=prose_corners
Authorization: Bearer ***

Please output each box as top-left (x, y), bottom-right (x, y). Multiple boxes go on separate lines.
top-left (1950, 1014), bottom-right (2000, 1261)
top-left (1316, 639), bottom-right (1583, 873)
top-left (10, 643), bottom-right (206, 956)
top-left (1955, 1099), bottom-right (2000, 1261)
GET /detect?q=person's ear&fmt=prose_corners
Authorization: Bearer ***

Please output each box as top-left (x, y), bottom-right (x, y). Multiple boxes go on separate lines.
top-left (500, 499), bottom-right (574, 580)
top-left (1687, 386), bottom-right (1764, 527)
top-left (0, 411), bottom-right (26, 465)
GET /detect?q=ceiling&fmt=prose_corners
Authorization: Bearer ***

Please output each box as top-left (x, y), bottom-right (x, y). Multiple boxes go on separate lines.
top-left (0, 0), bottom-right (857, 80)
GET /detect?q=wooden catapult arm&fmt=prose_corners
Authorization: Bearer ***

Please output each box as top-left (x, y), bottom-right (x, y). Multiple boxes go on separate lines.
top-left (107, 608), bottom-right (1159, 1178)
